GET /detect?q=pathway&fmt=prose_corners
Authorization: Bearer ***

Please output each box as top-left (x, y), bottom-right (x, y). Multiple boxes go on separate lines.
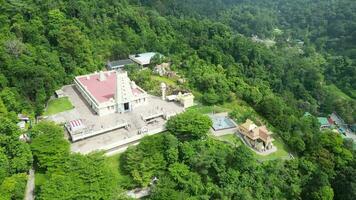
top-left (24, 169), bottom-right (35, 200)
top-left (236, 132), bottom-right (277, 155)
top-left (127, 188), bottom-right (151, 199)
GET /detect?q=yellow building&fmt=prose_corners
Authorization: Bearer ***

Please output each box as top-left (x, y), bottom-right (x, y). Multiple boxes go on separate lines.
top-left (239, 119), bottom-right (274, 152)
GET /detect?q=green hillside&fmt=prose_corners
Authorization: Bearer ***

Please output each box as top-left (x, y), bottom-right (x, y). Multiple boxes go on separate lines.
top-left (0, 0), bottom-right (355, 200)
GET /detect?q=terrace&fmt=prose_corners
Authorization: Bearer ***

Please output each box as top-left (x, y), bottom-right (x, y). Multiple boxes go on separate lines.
top-left (46, 85), bottom-right (184, 154)
top-left (208, 112), bottom-right (238, 136)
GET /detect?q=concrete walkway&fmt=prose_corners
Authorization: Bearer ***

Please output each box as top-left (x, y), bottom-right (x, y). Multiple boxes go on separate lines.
top-left (127, 188), bottom-right (151, 199)
top-left (24, 169), bottom-right (35, 200)
top-left (105, 127), bottom-right (165, 156)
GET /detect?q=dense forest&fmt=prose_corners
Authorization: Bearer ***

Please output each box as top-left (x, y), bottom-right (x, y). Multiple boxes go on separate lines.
top-left (0, 0), bottom-right (355, 199)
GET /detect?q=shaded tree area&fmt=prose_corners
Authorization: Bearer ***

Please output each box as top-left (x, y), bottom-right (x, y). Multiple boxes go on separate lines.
top-left (166, 111), bottom-right (212, 140)
top-left (122, 132), bottom-right (304, 199)
top-left (138, 0), bottom-right (356, 101)
top-left (138, 0), bottom-right (356, 58)
top-left (0, 117), bottom-right (32, 200)
top-left (28, 121), bottom-right (122, 200)
top-left (120, 112), bottom-right (354, 200)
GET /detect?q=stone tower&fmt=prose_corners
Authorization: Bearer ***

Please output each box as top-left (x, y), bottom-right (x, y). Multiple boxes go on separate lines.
top-left (160, 82), bottom-right (167, 100)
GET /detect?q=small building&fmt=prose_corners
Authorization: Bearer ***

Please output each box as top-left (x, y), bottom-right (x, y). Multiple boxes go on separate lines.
top-left (17, 121), bottom-right (26, 130)
top-left (317, 117), bottom-right (331, 129)
top-left (351, 124), bottom-right (356, 133)
top-left (67, 119), bottom-right (85, 133)
top-left (74, 70), bottom-right (148, 116)
top-left (129, 52), bottom-right (163, 66)
top-left (177, 92), bottom-right (194, 108)
top-left (165, 92), bottom-right (195, 109)
top-left (65, 119), bottom-right (87, 139)
top-left (303, 112), bottom-right (312, 117)
top-left (107, 59), bottom-right (134, 70)
top-left (19, 133), bottom-right (30, 142)
top-left (239, 119), bottom-right (274, 152)
top-left (329, 112), bottom-right (345, 127)
top-left (55, 89), bottom-right (65, 98)
top-left (17, 114), bottom-right (30, 122)
top-left (329, 112), bottom-right (351, 134)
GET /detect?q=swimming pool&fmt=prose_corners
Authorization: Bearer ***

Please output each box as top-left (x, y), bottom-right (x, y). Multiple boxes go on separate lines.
top-left (210, 116), bottom-right (237, 131)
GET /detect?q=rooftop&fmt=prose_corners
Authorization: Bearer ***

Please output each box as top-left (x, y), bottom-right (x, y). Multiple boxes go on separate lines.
top-left (209, 115), bottom-right (236, 131)
top-left (330, 112), bottom-right (346, 126)
top-left (240, 119), bottom-right (273, 143)
top-left (303, 112), bottom-right (312, 117)
top-left (317, 117), bottom-right (330, 126)
top-left (107, 59), bottom-right (134, 68)
top-left (76, 71), bottom-right (145, 104)
top-left (129, 52), bottom-right (162, 65)
top-left (240, 119), bottom-right (257, 132)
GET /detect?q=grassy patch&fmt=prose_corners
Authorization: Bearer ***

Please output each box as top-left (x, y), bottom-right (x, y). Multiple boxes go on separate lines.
top-left (44, 97), bottom-right (74, 115)
top-left (215, 134), bottom-right (242, 147)
top-left (254, 137), bottom-right (290, 161)
top-left (35, 173), bottom-right (48, 188)
top-left (106, 154), bottom-right (123, 180)
top-left (105, 153), bottom-right (135, 189)
top-left (221, 100), bottom-right (262, 124)
top-left (324, 84), bottom-right (352, 100)
top-left (151, 75), bottom-right (177, 86)
top-left (189, 99), bottom-right (261, 123)
top-left (188, 104), bottom-right (230, 114)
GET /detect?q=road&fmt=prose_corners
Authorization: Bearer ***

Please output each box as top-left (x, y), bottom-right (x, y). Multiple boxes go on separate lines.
top-left (24, 169), bottom-right (35, 200)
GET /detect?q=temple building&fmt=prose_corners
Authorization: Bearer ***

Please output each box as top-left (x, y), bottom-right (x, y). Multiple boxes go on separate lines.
top-left (74, 70), bottom-right (148, 116)
top-left (239, 119), bottom-right (274, 152)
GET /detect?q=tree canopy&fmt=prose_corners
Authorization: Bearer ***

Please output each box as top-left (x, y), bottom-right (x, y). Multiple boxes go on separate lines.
top-left (166, 111), bottom-right (212, 140)
top-left (0, 0), bottom-right (355, 199)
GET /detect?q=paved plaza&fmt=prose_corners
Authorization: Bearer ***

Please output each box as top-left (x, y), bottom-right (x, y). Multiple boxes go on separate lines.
top-left (47, 85), bottom-right (184, 154)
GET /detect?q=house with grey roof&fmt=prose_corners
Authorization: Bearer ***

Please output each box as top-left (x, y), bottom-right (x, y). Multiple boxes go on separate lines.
top-left (107, 59), bottom-right (135, 70)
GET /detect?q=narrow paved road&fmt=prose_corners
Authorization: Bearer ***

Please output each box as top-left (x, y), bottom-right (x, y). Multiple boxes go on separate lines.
top-left (24, 169), bottom-right (35, 200)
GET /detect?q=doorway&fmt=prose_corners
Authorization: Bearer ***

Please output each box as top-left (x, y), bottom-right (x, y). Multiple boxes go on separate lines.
top-left (124, 102), bottom-right (130, 111)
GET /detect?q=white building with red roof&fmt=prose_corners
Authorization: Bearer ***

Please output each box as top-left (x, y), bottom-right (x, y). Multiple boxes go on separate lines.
top-left (74, 70), bottom-right (148, 116)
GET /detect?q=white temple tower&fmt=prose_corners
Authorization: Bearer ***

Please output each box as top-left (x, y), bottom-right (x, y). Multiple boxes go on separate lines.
top-left (115, 71), bottom-right (134, 113)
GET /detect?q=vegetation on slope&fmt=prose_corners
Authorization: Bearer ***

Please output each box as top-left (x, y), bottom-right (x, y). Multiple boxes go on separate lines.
top-left (0, 0), bottom-right (355, 199)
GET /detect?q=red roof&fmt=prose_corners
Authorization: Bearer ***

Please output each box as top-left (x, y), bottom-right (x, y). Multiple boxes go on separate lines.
top-left (77, 71), bottom-right (144, 103)
top-left (69, 119), bottom-right (83, 128)
top-left (258, 126), bottom-right (269, 142)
